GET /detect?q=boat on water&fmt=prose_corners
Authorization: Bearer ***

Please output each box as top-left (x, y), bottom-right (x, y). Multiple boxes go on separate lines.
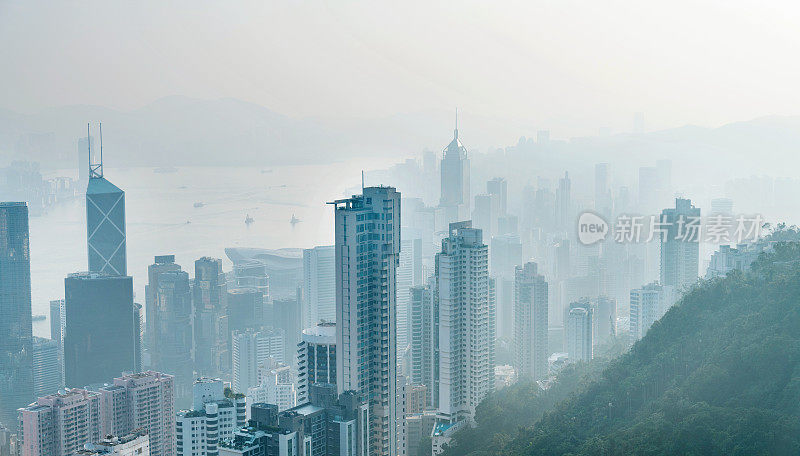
top-left (290, 214), bottom-right (301, 226)
top-left (193, 202), bottom-right (205, 208)
top-left (245, 214), bottom-right (255, 225)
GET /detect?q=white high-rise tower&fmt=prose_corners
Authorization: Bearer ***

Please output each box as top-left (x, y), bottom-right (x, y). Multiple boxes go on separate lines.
top-left (330, 186), bottom-right (401, 456)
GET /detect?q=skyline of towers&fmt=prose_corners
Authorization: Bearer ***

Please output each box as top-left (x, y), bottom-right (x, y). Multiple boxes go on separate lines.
top-left (514, 262), bottom-right (549, 381)
top-left (331, 186), bottom-right (401, 456)
top-left (0, 202), bottom-right (34, 430)
top-left (435, 221), bottom-right (493, 423)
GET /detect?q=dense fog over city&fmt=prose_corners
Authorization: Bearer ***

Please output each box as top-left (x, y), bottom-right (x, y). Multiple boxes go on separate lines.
top-left (1, 2), bottom-right (800, 456)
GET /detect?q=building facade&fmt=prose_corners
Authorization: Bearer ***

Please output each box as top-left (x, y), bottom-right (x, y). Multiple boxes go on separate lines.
top-left (513, 262), bottom-right (549, 381)
top-left (176, 378), bottom-right (246, 456)
top-left (302, 246), bottom-right (336, 328)
top-left (297, 323), bottom-right (336, 404)
top-left (330, 186), bottom-right (401, 456)
top-left (566, 303), bottom-right (593, 362)
top-left (0, 202), bottom-right (34, 430)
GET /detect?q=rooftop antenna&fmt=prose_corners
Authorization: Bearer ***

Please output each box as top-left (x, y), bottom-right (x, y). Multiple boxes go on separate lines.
top-left (361, 170), bottom-right (365, 192)
top-left (88, 122), bottom-right (103, 178)
top-left (99, 121), bottom-right (103, 174)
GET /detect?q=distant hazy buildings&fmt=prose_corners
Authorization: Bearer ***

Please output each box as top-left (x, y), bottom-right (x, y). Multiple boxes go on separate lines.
top-left (231, 328), bottom-right (285, 394)
top-left (273, 297), bottom-right (302, 366)
top-left (436, 221), bottom-right (493, 423)
top-left (514, 262), bottom-right (549, 381)
top-left (296, 322), bottom-right (336, 404)
top-left (660, 198), bottom-right (700, 289)
top-left (331, 186), bottom-right (401, 456)
top-left (439, 121), bottom-right (470, 223)
top-left (397, 237), bottom-right (423, 361)
top-left (64, 272), bottom-right (139, 388)
top-left (629, 282), bottom-right (676, 343)
top-left (409, 285), bottom-right (435, 408)
top-left (302, 245), bottom-right (336, 328)
top-left (193, 257), bottom-right (227, 377)
top-left (566, 303), bottom-right (593, 362)
top-left (0, 202), bottom-right (33, 430)
top-left (146, 256), bottom-right (193, 405)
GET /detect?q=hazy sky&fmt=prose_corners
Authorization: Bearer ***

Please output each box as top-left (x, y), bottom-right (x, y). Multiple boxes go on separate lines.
top-left (2, 0), bottom-right (800, 137)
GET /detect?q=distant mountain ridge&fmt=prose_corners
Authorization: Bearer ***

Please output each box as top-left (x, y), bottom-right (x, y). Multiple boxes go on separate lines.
top-left (2, 96), bottom-right (800, 177)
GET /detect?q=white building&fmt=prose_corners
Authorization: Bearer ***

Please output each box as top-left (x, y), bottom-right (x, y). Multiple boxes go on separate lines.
top-left (231, 328), bottom-right (285, 394)
top-left (76, 430), bottom-right (150, 456)
top-left (331, 186), bottom-right (401, 456)
top-left (302, 245), bottom-right (336, 328)
top-left (176, 378), bottom-right (246, 456)
top-left (247, 366), bottom-right (296, 413)
top-left (566, 304), bottom-right (593, 362)
top-left (436, 221), bottom-right (493, 423)
top-left (629, 282), bottom-right (676, 343)
top-left (296, 322), bottom-right (336, 404)
top-left (514, 262), bottom-right (549, 380)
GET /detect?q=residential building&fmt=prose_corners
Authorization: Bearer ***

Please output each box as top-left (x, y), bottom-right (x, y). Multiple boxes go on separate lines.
top-left (76, 430), bottom-right (150, 456)
top-left (297, 323), bottom-right (336, 404)
top-left (436, 221), bottom-right (493, 423)
top-left (629, 282), bottom-right (676, 343)
top-left (175, 378), bottom-right (246, 456)
top-left (408, 285), bottom-right (435, 408)
top-left (231, 328), bottom-right (285, 394)
top-left (513, 262), bottom-right (549, 381)
top-left (32, 337), bottom-right (62, 397)
top-left (18, 389), bottom-right (101, 456)
top-left (660, 198), bottom-right (700, 290)
top-left (566, 303), bottom-right (593, 362)
top-left (330, 186), bottom-right (401, 456)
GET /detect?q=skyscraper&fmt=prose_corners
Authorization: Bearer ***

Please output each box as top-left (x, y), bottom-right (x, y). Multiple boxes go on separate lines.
top-left (0, 202), bottom-right (33, 430)
top-left (397, 237), bottom-right (423, 361)
top-left (566, 303), bottom-right (593, 362)
top-left (273, 297), bottom-right (302, 366)
top-left (486, 177), bottom-right (507, 216)
top-left (513, 262), bottom-right (549, 381)
top-left (193, 257), bottom-right (226, 377)
top-left (330, 186), bottom-right (401, 456)
top-left (490, 233), bottom-right (523, 339)
top-left (147, 259), bottom-right (193, 406)
top-left (86, 157), bottom-right (127, 276)
top-left (439, 118), bottom-right (470, 223)
top-left (556, 172), bottom-right (572, 231)
top-left (436, 221), bottom-right (493, 423)
top-left (408, 285), bottom-right (436, 408)
top-left (63, 272), bottom-right (139, 388)
top-left (660, 198), bottom-right (701, 290)
top-left (302, 245), bottom-right (336, 328)
top-left (296, 322), bottom-right (336, 404)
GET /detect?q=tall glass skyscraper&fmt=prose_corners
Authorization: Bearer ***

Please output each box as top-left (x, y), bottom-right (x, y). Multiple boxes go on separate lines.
top-left (0, 202), bottom-right (33, 430)
top-left (330, 186), bottom-right (401, 456)
top-left (64, 272), bottom-right (138, 388)
top-left (86, 171), bottom-right (127, 276)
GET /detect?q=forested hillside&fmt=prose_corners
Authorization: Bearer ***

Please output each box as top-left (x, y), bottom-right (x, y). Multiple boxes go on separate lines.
top-left (445, 243), bottom-right (800, 456)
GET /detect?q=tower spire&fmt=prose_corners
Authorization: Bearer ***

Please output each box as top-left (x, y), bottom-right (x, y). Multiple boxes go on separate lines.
top-left (454, 108), bottom-right (459, 140)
